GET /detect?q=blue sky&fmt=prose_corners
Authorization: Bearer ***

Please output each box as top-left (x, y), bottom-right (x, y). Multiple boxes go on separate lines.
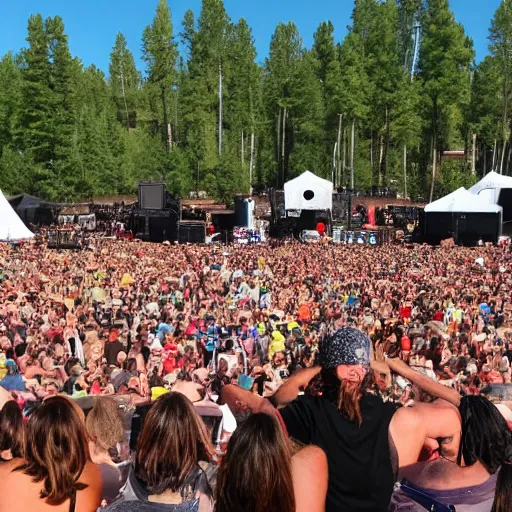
top-left (0, 0), bottom-right (502, 73)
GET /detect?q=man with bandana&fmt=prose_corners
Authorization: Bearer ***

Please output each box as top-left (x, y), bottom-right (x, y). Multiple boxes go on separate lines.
top-left (222, 327), bottom-right (462, 512)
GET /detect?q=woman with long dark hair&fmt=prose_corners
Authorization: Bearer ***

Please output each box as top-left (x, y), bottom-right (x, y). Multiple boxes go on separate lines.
top-left (215, 413), bottom-right (295, 512)
top-left (392, 395), bottom-right (512, 512)
top-left (0, 401), bottom-right (25, 462)
top-left (107, 392), bottom-right (216, 512)
top-left (0, 396), bottom-right (102, 511)
top-left (216, 413), bottom-right (327, 512)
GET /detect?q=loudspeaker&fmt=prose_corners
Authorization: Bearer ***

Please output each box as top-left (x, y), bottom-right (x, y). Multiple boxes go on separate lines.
top-left (138, 182), bottom-right (166, 210)
top-left (178, 222), bottom-right (206, 243)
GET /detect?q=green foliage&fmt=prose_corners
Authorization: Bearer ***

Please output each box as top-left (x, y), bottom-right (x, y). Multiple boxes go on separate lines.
top-left (0, 0), bottom-right (508, 202)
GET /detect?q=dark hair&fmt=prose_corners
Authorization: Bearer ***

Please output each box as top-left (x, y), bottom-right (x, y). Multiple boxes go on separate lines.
top-left (15, 396), bottom-right (89, 505)
top-left (216, 413), bottom-right (295, 512)
top-left (135, 392), bottom-right (214, 495)
top-left (0, 401), bottom-right (25, 459)
top-left (458, 396), bottom-right (512, 512)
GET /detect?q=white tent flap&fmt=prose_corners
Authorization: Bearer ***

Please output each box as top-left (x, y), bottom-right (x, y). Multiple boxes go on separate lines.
top-left (425, 187), bottom-right (502, 214)
top-left (469, 171), bottom-right (512, 205)
top-left (0, 190), bottom-right (34, 240)
top-left (284, 171), bottom-right (333, 211)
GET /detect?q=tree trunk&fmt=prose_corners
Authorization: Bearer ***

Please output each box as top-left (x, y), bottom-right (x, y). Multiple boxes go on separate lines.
top-left (471, 133), bottom-right (477, 176)
top-left (249, 133), bottom-right (255, 195)
top-left (282, 107), bottom-right (287, 188)
top-left (429, 136), bottom-right (437, 203)
top-left (161, 86), bottom-right (171, 151)
top-left (241, 131), bottom-right (245, 165)
top-left (218, 59), bottom-right (223, 157)
top-left (350, 118), bottom-right (356, 190)
top-left (336, 114), bottom-right (343, 188)
top-left (378, 135), bottom-right (384, 187)
top-left (342, 126), bottom-right (347, 186)
top-left (384, 106), bottom-right (391, 184)
top-left (492, 139), bottom-right (497, 171)
top-left (403, 144), bottom-right (407, 199)
top-left (483, 143), bottom-right (487, 176)
top-left (370, 130), bottom-right (374, 185)
top-left (500, 140), bottom-right (506, 174)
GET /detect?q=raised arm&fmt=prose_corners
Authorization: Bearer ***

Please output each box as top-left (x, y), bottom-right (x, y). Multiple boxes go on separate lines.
top-left (272, 366), bottom-right (321, 407)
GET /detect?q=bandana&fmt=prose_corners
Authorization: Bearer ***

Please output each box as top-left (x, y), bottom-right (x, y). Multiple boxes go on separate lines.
top-left (319, 327), bottom-right (370, 369)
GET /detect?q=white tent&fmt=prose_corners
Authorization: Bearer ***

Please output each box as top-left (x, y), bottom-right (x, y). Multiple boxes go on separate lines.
top-left (284, 171), bottom-right (333, 211)
top-left (425, 187), bottom-right (502, 214)
top-left (0, 190), bottom-right (34, 240)
top-left (469, 171), bottom-right (512, 204)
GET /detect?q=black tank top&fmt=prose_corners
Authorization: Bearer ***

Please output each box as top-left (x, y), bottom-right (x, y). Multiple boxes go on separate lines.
top-left (280, 393), bottom-right (398, 512)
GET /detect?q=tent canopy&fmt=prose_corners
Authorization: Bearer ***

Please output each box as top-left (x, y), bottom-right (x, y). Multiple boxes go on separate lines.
top-left (284, 171), bottom-right (333, 211)
top-left (469, 171), bottom-right (512, 203)
top-left (0, 190), bottom-right (34, 240)
top-left (425, 187), bottom-right (503, 214)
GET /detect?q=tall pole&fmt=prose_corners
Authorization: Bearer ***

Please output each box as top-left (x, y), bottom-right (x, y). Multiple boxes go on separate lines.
top-left (492, 139), bottom-right (497, 171)
top-left (350, 118), bottom-right (355, 189)
top-left (249, 133), bottom-right (255, 195)
top-left (218, 59), bottom-right (223, 157)
top-left (332, 143), bottom-right (337, 185)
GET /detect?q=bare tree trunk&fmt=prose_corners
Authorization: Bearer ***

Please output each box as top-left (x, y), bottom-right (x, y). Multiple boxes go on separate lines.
top-left (384, 106), bottom-right (391, 184)
top-left (492, 139), bottom-right (497, 171)
top-left (336, 114), bottom-right (343, 188)
top-left (370, 130), bottom-right (374, 185)
top-left (483, 144), bottom-right (487, 176)
top-left (162, 86), bottom-right (171, 152)
top-left (332, 144), bottom-right (337, 185)
top-left (403, 144), bottom-right (408, 198)
top-left (241, 131), bottom-right (245, 165)
top-left (500, 140), bottom-right (506, 174)
top-left (508, 143), bottom-right (512, 175)
top-left (429, 134), bottom-right (437, 203)
top-left (350, 119), bottom-right (356, 190)
top-left (218, 59), bottom-right (223, 157)
top-left (471, 133), bottom-right (477, 176)
top-left (276, 108), bottom-right (282, 187)
top-left (249, 133), bottom-right (255, 195)
top-left (342, 126), bottom-right (347, 186)
top-left (379, 135), bottom-right (384, 187)
top-left (282, 108), bottom-right (287, 188)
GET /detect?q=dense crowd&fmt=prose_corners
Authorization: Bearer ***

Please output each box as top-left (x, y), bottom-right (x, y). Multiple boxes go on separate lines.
top-left (0, 238), bottom-right (511, 511)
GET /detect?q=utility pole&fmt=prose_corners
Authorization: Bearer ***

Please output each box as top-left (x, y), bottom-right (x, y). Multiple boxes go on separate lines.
top-left (281, 108), bottom-right (287, 188)
top-left (218, 58), bottom-right (223, 157)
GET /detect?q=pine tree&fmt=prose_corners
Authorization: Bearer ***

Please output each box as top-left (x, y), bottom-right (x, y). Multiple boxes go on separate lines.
top-left (142, 0), bottom-right (177, 150)
top-left (418, 0), bottom-right (474, 200)
top-left (489, 0), bottom-right (512, 174)
top-left (109, 32), bottom-right (139, 129)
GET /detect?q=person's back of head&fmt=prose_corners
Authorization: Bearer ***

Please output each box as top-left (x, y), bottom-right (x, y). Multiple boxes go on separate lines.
top-left (86, 397), bottom-right (125, 460)
top-left (135, 392), bottom-right (214, 496)
top-left (216, 413), bottom-right (295, 512)
top-left (0, 401), bottom-right (25, 460)
top-left (15, 396), bottom-right (89, 506)
top-left (458, 395), bottom-right (512, 512)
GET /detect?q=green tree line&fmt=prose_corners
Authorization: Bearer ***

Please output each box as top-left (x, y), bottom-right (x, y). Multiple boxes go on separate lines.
top-left (0, 0), bottom-right (509, 202)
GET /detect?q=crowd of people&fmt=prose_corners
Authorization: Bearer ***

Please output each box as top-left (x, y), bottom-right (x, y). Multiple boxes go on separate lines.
top-left (0, 237), bottom-right (511, 511)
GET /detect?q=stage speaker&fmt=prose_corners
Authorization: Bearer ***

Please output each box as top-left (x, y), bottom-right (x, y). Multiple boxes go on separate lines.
top-left (138, 182), bottom-right (166, 210)
top-left (178, 222), bottom-right (206, 244)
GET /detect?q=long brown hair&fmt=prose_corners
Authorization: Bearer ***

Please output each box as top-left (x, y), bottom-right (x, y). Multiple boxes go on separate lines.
top-left (86, 397), bottom-right (125, 452)
top-left (215, 413), bottom-right (295, 512)
top-left (135, 392), bottom-right (214, 495)
top-left (0, 401), bottom-right (25, 459)
top-left (15, 396), bottom-right (89, 505)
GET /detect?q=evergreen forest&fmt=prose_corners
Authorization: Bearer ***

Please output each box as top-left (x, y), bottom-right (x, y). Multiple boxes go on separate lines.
top-left (0, 0), bottom-right (511, 203)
